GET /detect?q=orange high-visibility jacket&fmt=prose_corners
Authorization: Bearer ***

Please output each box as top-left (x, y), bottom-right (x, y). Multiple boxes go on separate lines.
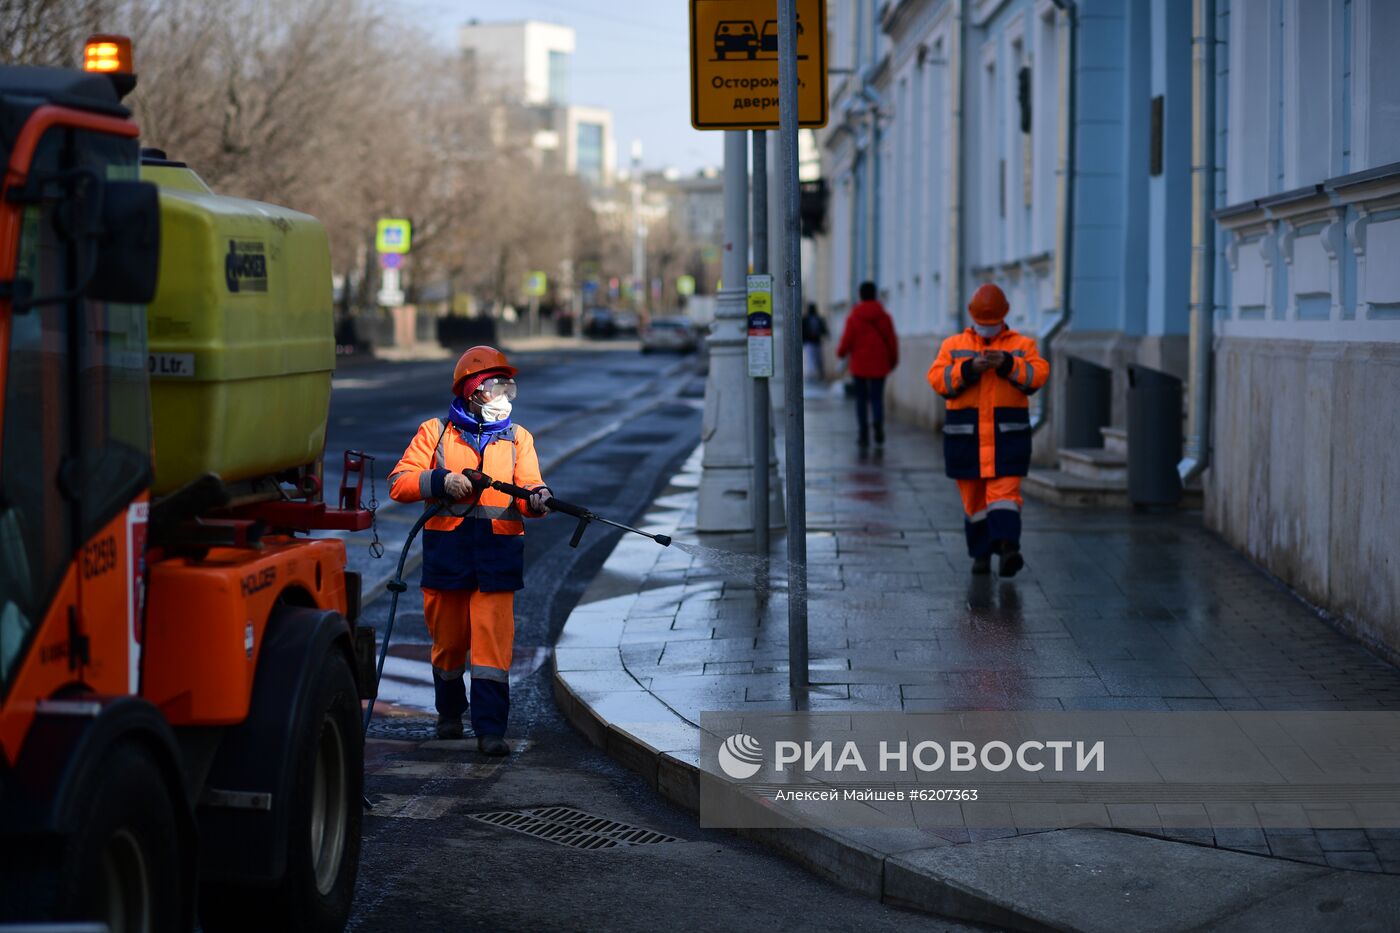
top-left (389, 418), bottom-right (547, 591)
top-left (927, 327), bottom-right (1049, 479)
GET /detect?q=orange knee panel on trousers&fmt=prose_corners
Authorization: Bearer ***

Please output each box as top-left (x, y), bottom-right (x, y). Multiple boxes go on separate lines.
top-left (421, 588), bottom-right (515, 678)
top-left (955, 476), bottom-right (1023, 518)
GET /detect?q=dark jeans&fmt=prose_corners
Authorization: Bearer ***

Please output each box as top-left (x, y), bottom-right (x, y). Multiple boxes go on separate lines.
top-left (852, 376), bottom-right (885, 441)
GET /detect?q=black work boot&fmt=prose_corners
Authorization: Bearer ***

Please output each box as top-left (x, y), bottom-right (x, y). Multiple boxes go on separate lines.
top-left (999, 546), bottom-right (1025, 578)
top-left (874, 424), bottom-right (885, 446)
top-left (971, 555), bottom-right (992, 575)
top-left (477, 735), bottom-right (509, 757)
top-left (435, 716), bottom-right (464, 740)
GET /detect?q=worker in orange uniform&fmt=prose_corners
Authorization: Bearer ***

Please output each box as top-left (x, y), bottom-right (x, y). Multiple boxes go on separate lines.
top-left (928, 284), bottom-right (1048, 576)
top-left (389, 346), bottom-right (551, 755)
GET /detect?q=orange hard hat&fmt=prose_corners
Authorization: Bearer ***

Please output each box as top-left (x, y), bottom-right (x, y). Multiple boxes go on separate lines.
top-left (968, 283), bottom-right (1009, 324)
top-left (452, 345), bottom-right (516, 397)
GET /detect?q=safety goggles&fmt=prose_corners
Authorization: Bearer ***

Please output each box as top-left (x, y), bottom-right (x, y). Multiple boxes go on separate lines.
top-left (474, 376), bottom-right (517, 401)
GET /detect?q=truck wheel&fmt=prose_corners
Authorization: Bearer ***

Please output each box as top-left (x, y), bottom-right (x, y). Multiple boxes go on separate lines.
top-left (58, 742), bottom-right (184, 933)
top-left (200, 646), bottom-right (362, 933)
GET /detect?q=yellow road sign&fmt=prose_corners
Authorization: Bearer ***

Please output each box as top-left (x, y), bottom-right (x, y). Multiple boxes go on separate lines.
top-left (376, 218), bottom-right (412, 254)
top-left (690, 0), bottom-right (828, 130)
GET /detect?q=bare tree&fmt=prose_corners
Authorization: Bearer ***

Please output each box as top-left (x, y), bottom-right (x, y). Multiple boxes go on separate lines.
top-left (3, 0), bottom-right (623, 318)
top-left (1, 0), bottom-right (115, 66)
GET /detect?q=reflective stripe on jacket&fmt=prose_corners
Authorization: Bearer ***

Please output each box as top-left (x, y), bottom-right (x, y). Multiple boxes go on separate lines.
top-left (927, 327), bottom-right (1049, 479)
top-left (389, 418), bottom-right (547, 591)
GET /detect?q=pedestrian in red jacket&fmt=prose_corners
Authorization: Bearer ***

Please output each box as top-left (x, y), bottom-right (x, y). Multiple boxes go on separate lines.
top-left (836, 281), bottom-right (899, 448)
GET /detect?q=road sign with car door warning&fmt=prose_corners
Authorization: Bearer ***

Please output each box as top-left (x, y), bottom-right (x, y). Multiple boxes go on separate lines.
top-left (689, 0), bottom-right (828, 130)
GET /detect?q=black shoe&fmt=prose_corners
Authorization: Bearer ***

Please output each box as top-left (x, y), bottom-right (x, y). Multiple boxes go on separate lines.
top-left (999, 548), bottom-right (1025, 578)
top-left (477, 735), bottom-right (509, 756)
top-left (435, 716), bottom-right (464, 740)
top-left (874, 425), bottom-right (885, 446)
top-left (971, 556), bottom-right (991, 575)
top-left (858, 434), bottom-right (870, 450)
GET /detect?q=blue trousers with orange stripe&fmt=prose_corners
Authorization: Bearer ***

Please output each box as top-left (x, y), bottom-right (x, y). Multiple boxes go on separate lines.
top-left (956, 476), bottom-right (1023, 558)
top-left (423, 588), bottom-right (513, 736)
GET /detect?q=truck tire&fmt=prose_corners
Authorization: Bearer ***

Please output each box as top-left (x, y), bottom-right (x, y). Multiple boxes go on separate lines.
top-left (200, 646), bottom-right (362, 932)
top-left (57, 741), bottom-right (185, 933)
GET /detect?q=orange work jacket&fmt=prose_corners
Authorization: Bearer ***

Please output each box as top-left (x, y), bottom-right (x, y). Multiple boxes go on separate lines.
top-left (927, 327), bottom-right (1049, 479)
top-left (389, 418), bottom-right (547, 591)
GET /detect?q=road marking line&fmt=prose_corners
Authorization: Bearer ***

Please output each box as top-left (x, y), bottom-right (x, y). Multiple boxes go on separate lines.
top-left (373, 760), bottom-right (503, 779)
top-left (368, 794), bottom-right (459, 820)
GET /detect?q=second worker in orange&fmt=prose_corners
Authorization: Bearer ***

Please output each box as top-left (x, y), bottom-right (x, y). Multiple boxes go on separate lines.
top-left (928, 284), bottom-right (1049, 577)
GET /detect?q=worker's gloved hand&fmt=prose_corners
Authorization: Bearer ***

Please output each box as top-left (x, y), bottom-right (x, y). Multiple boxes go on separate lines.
top-left (462, 468), bottom-right (490, 495)
top-left (527, 486), bottom-right (553, 514)
top-left (443, 472), bottom-right (474, 500)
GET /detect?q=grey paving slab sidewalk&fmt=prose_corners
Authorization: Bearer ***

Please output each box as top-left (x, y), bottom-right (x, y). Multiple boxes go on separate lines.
top-left (552, 393), bottom-right (1400, 930)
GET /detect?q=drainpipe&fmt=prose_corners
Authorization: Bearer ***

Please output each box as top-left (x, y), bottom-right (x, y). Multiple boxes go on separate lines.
top-left (1035, 0), bottom-right (1077, 433)
top-left (1179, 0), bottom-right (1215, 483)
top-left (948, 0), bottom-right (965, 330)
top-left (857, 76), bottom-right (884, 282)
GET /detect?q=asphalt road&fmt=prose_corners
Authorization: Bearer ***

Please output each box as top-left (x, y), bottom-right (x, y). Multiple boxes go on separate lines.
top-left (325, 345), bottom-right (975, 932)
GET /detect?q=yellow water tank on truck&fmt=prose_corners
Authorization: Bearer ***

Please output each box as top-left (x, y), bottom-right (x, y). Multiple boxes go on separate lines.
top-left (142, 157), bottom-right (334, 494)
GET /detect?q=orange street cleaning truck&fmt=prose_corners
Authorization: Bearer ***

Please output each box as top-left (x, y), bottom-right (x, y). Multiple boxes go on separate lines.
top-left (0, 38), bottom-right (376, 933)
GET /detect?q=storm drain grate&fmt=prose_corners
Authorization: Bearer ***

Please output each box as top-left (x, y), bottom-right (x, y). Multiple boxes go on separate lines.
top-left (468, 806), bottom-right (682, 850)
top-left (366, 717), bottom-right (469, 741)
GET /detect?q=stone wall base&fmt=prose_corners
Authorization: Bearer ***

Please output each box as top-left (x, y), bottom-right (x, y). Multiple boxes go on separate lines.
top-left (1208, 335), bottom-right (1400, 660)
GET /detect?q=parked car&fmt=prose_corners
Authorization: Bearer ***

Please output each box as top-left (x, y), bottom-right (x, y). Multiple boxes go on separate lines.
top-left (641, 317), bottom-right (699, 354)
top-left (583, 306), bottom-right (616, 338)
top-left (613, 310), bottom-right (640, 337)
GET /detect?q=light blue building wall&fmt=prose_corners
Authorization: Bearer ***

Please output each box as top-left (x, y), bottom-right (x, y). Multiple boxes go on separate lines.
top-left (1147, 0), bottom-right (1193, 339)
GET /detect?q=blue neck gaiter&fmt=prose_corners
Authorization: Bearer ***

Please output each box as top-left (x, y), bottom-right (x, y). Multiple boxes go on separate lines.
top-left (448, 397), bottom-right (511, 450)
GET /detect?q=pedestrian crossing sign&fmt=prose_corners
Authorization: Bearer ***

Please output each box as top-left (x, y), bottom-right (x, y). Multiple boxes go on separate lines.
top-left (376, 218), bottom-right (412, 254)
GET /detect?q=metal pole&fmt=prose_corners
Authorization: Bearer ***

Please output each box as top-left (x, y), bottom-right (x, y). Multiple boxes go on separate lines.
top-left (778, 0), bottom-right (807, 690)
top-left (752, 131), bottom-right (770, 558)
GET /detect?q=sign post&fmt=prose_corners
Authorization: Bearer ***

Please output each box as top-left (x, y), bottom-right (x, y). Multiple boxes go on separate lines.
top-left (750, 131), bottom-right (776, 561)
top-left (777, 0), bottom-right (808, 690)
top-left (375, 218), bottom-right (411, 307)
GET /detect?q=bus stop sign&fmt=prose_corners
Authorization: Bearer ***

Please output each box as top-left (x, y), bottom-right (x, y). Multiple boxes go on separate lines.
top-left (689, 0), bottom-right (828, 130)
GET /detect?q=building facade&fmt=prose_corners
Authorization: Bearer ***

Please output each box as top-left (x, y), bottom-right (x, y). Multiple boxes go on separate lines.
top-left (459, 20), bottom-right (615, 187)
top-left (1209, 0), bottom-right (1400, 657)
top-left (814, 0), bottom-right (1400, 654)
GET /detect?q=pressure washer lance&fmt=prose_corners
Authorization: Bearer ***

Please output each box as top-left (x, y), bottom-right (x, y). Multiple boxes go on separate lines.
top-left (359, 474), bottom-right (669, 807)
top-left (487, 479), bottom-right (672, 549)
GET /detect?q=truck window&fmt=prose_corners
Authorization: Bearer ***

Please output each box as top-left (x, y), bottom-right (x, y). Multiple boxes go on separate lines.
top-left (1, 135), bottom-right (73, 696)
top-left (72, 130), bottom-right (151, 536)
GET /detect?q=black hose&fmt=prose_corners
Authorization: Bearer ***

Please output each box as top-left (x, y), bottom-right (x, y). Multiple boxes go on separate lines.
top-left (361, 500), bottom-right (444, 738)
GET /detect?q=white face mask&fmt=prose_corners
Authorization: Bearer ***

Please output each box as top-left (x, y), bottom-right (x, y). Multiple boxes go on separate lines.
top-left (973, 322), bottom-right (1005, 339)
top-left (479, 396), bottom-right (513, 423)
